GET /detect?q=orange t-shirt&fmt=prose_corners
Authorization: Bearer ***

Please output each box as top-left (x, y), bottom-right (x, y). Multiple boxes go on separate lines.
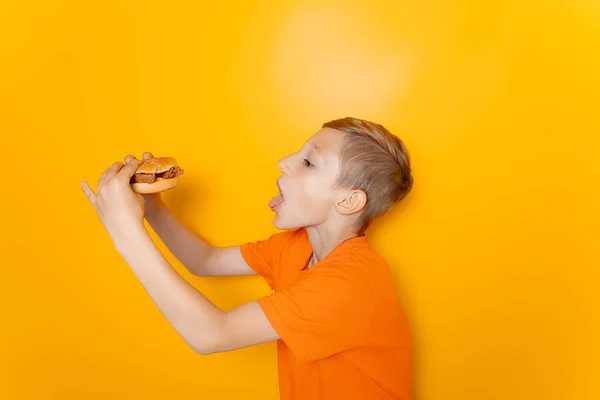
top-left (240, 228), bottom-right (412, 400)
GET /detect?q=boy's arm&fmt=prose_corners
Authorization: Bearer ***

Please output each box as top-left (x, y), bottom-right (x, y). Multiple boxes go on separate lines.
top-left (144, 197), bottom-right (255, 277)
top-left (116, 224), bottom-right (280, 354)
top-left (82, 158), bottom-right (279, 355)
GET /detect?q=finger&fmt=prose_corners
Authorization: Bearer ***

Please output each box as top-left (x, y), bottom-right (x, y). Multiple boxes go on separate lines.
top-left (142, 152), bottom-right (154, 160)
top-left (98, 162), bottom-right (118, 187)
top-left (98, 166), bottom-right (112, 188)
top-left (102, 161), bottom-right (125, 184)
top-left (117, 158), bottom-right (143, 182)
top-left (80, 182), bottom-right (97, 206)
top-left (124, 154), bottom-right (137, 163)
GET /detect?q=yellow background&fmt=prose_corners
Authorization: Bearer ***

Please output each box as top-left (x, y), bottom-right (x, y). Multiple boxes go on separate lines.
top-left (1, 1), bottom-right (598, 399)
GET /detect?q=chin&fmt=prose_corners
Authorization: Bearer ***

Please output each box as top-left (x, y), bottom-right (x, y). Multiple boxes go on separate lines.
top-left (272, 216), bottom-right (288, 230)
top-left (273, 214), bottom-right (301, 230)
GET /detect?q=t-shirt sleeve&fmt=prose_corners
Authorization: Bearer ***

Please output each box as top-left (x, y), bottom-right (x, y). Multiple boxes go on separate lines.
top-left (239, 230), bottom-right (289, 290)
top-left (257, 254), bottom-right (374, 361)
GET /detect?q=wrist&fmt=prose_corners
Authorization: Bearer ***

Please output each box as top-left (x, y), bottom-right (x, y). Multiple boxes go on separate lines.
top-left (144, 196), bottom-right (164, 216)
top-left (112, 223), bottom-right (148, 254)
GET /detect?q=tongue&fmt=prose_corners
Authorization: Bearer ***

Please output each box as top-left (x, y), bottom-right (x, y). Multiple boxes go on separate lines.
top-left (269, 195), bottom-right (284, 209)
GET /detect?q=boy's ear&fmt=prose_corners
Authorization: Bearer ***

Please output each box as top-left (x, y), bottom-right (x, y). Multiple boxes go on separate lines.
top-left (335, 189), bottom-right (367, 215)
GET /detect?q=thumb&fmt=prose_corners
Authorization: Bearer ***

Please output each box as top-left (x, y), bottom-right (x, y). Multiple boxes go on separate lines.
top-left (80, 182), bottom-right (97, 207)
top-left (117, 159), bottom-right (143, 182)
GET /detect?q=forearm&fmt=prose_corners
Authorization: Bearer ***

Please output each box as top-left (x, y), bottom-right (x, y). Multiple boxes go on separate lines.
top-left (144, 199), bottom-right (212, 275)
top-left (114, 225), bottom-right (225, 354)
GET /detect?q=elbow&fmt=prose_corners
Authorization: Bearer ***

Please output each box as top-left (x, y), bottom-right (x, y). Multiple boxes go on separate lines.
top-left (189, 332), bottom-right (221, 355)
top-left (187, 332), bottom-right (219, 356)
top-left (191, 340), bottom-right (219, 355)
top-left (188, 317), bottom-right (226, 355)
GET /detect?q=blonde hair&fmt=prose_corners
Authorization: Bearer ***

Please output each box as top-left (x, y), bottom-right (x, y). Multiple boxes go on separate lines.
top-left (323, 117), bottom-right (414, 235)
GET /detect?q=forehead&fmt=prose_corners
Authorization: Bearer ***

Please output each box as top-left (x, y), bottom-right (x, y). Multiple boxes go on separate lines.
top-left (306, 127), bottom-right (345, 155)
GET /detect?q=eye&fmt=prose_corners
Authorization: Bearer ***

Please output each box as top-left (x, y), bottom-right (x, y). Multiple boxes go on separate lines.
top-left (303, 158), bottom-right (313, 168)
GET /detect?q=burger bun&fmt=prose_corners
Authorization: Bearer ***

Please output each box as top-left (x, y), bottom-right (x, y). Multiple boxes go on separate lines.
top-left (131, 176), bottom-right (180, 194)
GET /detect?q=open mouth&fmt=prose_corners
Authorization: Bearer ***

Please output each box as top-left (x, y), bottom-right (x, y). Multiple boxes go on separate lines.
top-left (268, 181), bottom-right (285, 211)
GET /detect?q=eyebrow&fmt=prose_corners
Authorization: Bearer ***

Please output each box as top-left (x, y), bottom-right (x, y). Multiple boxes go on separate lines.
top-left (311, 143), bottom-right (323, 154)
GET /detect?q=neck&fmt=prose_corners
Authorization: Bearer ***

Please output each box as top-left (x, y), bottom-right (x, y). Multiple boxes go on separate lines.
top-left (305, 225), bottom-right (361, 263)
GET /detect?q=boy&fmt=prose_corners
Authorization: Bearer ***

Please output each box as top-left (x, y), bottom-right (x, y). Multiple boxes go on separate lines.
top-left (81, 117), bottom-right (414, 400)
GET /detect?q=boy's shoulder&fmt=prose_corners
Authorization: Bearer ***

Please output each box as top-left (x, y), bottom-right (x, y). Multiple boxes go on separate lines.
top-left (264, 227), bottom-right (306, 249)
top-left (271, 227), bottom-right (306, 241)
top-left (266, 228), bottom-right (391, 269)
top-left (274, 228), bottom-right (389, 269)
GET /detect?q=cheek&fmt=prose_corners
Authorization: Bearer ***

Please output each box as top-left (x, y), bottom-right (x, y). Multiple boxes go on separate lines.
top-left (294, 177), bottom-right (333, 210)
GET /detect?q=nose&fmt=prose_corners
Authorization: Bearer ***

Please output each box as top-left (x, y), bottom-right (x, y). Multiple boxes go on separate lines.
top-left (278, 159), bottom-right (285, 173)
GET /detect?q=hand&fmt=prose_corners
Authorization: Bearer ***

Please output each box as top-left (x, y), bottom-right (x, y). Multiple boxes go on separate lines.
top-left (81, 158), bottom-right (145, 241)
top-left (124, 152), bottom-right (163, 212)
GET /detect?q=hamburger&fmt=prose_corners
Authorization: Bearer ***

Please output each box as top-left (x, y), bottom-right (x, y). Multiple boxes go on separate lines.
top-left (130, 156), bottom-right (184, 194)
